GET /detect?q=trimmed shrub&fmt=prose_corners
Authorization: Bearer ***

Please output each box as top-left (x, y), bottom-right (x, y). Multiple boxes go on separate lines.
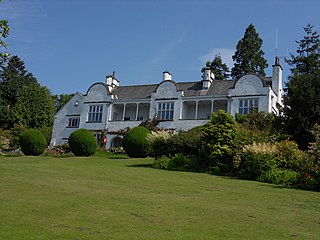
top-left (19, 129), bottom-right (47, 156)
top-left (122, 126), bottom-right (150, 158)
top-left (68, 129), bottom-right (98, 156)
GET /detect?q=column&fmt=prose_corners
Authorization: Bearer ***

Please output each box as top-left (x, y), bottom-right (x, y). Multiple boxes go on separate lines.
top-left (195, 101), bottom-right (198, 120)
top-left (135, 103), bottom-right (139, 120)
top-left (122, 104), bottom-right (126, 121)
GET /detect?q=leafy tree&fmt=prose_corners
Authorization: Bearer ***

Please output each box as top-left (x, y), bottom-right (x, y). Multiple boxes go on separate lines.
top-left (284, 24), bottom-right (320, 150)
top-left (53, 93), bottom-right (74, 113)
top-left (13, 83), bottom-right (54, 130)
top-left (199, 110), bottom-right (237, 173)
top-left (231, 23), bottom-right (268, 79)
top-left (283, 74), bottom-right (320, 150)
top-left (202, 54), bottom-right (230, 80)
top-left (287, 24), bottom-right (320, 76)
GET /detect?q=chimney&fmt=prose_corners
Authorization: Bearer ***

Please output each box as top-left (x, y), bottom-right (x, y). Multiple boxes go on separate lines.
top-left (163, 71), bottom-right (172, 81)
top-left (105, 71), bottom-right (120, 91)
top-left (272, 56), bottom-right (283, 104)
top-left (202, 66), bottom-right (214, 90)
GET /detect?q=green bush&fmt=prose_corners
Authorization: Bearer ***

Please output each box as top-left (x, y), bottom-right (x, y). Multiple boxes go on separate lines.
top-left (275, 140), bottom-right (305, 171)
top-left (68, 129), bottom-right (98, 156)
top-left (237, 152), bottom-right (277, 180)
top-left (153, 156), bottom-right (170, 170)
top-left (259, 168), bottom-right (298, 186)
top-left (122, 126), bottom-right (150, 158)
top-left (199, 110), bottom-right (237, 173)
top-left (19, 129), bottom-right (47, 156)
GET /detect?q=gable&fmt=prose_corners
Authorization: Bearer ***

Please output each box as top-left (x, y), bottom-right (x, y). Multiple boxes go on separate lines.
top-left (154, 80), bottom-right (181, 99)
top-left (230, 74), bottom-right (268, 96)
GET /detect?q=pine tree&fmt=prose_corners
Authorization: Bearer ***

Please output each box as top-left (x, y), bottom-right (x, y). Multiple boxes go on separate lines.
top-left (0, 56), bottom-right (39, 129)
top-left (202, 54), bottom-right (230, 80)
top-left (231, 24), bottom-right (268, 79)
top-left (287, 24), bottom-right (320, 75)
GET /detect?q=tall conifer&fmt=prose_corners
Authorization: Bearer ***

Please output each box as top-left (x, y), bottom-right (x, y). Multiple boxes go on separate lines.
top-left (231, 24), bottom-right (268, 79)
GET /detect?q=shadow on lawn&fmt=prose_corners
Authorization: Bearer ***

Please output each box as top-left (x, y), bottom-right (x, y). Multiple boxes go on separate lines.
top-left (127, 163), bottom-right (154, 168)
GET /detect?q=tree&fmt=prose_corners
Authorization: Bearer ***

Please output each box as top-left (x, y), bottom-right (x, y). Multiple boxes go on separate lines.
top-left (231, 24), bottom-right (268, 79)
top-left (199, 110), bottom-right (237, 173)
top-left (0, 18), bottom-right (10, 66)
top-left (0, 56), bottom-right (38, 107)
top-left (287, 24), bottom-right (320, 76)
top-left (202, 55), bottom-right (230, 80)
top-left (0, 56), bottom-right (39, 129)
top-left (284, 24), bottom-right (320, 150)
top-left (53, 93), bottom-right (74, 113)
top-left (13, 83), bottom-right (54, 130)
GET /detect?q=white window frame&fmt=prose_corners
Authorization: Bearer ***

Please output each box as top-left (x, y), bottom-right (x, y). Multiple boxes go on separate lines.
top-left (87, 105), bottom-right (103, 122)
top-left (158, 102), bottom-right (174, 120)
top-left (238, 98), bottom-right (259, 115)
top-left (68, 117), bottom-right (80, 128)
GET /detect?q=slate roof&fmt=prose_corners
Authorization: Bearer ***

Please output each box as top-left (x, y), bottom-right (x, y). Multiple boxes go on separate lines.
top-left (111, 80), bottom-right (235, 100)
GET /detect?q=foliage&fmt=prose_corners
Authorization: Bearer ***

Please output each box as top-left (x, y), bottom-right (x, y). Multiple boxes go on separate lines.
top-left (52, 93), bottom-right (74, 113)
top-left (0, 128), bottom-right (11, 149)
top-left (93, 149), bottom-right (128, 159)
top-left (231, 23), bottom-right (268, 79)
top-left (237, 140), bottom-right (305, 184)
top-left (170, 127), bottom-right (203, 157)
top-left (13, 83), bottom-right (54, 130)
top-left (153, 154), bottom-right (196, 171)
top-left (202, 54), bottom-right (230, 80)
top-left (45, 143), bottom-right (71, 156)
top-left (122, 126), bottom-right (150, 158)
top-left (139, 114), bottom-right (160, 131)
top-left (308, 124), bottom-right (320, 165)
top-left (283, 74), bottom-right (320, 149)
top-left (284, 25), bottom-right (320, 150)
top-left (275, 140), bottom-right (305, 171)
top-left (19, 129), bottom-right (47, 156)
top-left (0, 18), bottom-right (10, 66)
top-left (199, 110), bottom-right (237, 173)
top-left (259, 168), bottom-right (298, 186)
top-left (237, 152), bottom-right (276, 180)
top-left (68, 129), bottom-right (98, 156)
top-left (287, 24), bottom-right (320, 76)
top-left (0, 56), bottom-right (40, 129)
top-left (146, 130), bottom-right (172, 158)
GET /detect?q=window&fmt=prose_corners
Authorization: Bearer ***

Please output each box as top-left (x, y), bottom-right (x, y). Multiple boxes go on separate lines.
top-left (68, 117), bottom-right (80, 128)
top-left (158, 102), bottom-right (174, 120)
top-left (239, 99), bottom-right (258, 114)
top-left (88, 105), bottom-right (103, 122)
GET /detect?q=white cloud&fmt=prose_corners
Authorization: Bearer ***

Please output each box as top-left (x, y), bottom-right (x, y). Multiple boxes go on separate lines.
top-left (199, 48), bottom-right (235, 70)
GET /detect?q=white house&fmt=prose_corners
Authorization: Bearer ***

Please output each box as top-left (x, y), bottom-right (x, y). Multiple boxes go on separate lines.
top-left (50, 57), bottom-right (283, 149)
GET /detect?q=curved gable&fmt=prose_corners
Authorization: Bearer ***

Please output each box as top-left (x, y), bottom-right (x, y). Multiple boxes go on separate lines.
top-left (230, 74), bottom-right (268, 96)
top-left (154, 80), bottom-right (181, 99)
top-left (86, 82), bottom-right (110, 102)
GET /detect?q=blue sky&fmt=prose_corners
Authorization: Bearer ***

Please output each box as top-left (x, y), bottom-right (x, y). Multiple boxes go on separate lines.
top-left (1, 0), bottom-right (320, 94)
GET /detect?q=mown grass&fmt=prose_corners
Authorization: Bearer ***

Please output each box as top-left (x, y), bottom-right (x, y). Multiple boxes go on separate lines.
top-left (0, 156), bottom-right (319, 239)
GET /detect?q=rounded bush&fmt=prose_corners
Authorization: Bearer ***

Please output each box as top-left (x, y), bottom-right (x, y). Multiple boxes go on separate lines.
top-left (122, 126), bottom-right (150, 158)
top-left (20, 129), bottom-right (47, 156)
top-left (68, 129), bottom-right (98, 156)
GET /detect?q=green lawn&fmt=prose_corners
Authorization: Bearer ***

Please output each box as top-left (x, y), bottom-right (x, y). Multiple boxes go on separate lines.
top-left (0, 156), bottom-right (319, 239)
